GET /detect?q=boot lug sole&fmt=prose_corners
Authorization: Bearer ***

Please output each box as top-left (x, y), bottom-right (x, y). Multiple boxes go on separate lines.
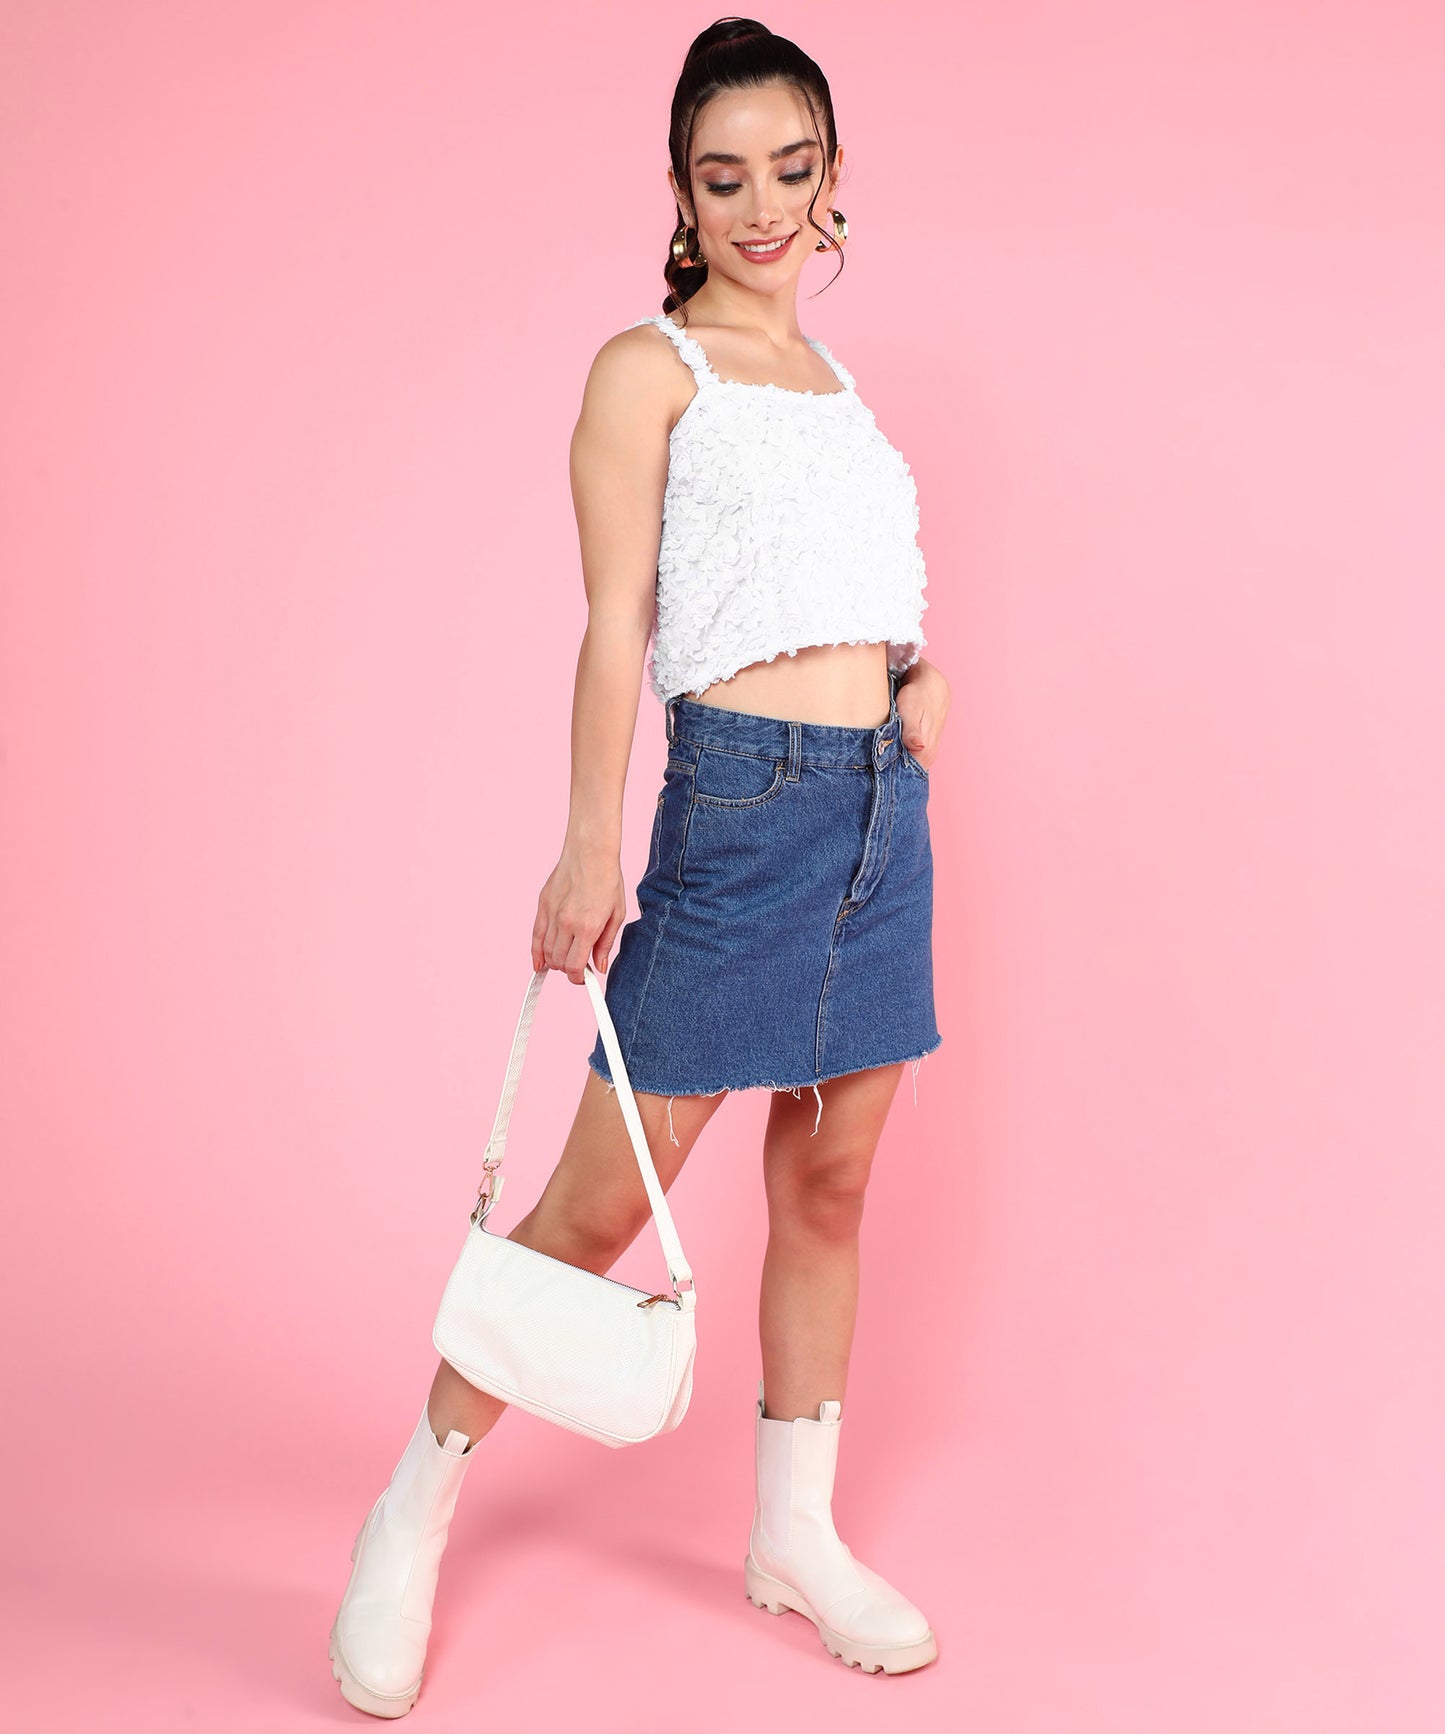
top-left (328, 1621), bottom-right (422, 1718)
top-left (744, 1556), bottom-right (938, 1674)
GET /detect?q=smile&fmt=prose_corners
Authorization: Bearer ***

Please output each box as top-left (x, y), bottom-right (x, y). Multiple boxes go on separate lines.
top-left (733, 233), bottom-right (796, 262)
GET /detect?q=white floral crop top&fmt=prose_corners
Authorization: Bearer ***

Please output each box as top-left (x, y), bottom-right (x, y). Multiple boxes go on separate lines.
top-left (630, 313), bottom-right (930, 706)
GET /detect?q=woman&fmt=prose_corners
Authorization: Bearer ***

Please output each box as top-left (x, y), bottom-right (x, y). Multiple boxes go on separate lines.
top-left (331, 19), bottom-right (950, 1715)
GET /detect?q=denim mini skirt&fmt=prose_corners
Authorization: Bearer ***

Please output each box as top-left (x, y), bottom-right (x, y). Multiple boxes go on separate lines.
top-left (586, 673), bottom-right (942, 1122)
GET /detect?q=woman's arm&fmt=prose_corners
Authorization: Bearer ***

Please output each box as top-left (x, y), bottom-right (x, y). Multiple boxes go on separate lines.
top-left (531, 326), bottom-right (680, 985)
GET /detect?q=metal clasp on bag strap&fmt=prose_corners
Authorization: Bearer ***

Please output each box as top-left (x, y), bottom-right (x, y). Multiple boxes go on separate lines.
top-left (470, 1143), bottom-right (506, 1225)
top-left (637, 1274), bottom-right (696, 1310)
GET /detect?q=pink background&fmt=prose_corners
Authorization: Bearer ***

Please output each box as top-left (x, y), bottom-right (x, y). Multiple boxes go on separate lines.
top-left (3, 3), bottom-right (1442, 1728)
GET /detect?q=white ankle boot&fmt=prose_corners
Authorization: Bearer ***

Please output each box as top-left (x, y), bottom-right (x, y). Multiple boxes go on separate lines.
top-left (744, 1381), bottom-right (938, 1674)
top-left (329, 1403), bottom-right (476, 1718)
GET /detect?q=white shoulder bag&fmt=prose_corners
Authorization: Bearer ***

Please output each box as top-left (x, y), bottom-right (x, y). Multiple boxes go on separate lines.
top-left (432, 962), bottom-right (697, 1448)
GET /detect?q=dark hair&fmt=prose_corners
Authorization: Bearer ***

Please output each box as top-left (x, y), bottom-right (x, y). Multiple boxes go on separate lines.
top-left (661, 18), bottom-right (844, 318)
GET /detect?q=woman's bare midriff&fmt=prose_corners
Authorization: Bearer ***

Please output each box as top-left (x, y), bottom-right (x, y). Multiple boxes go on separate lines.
top-left (689, 641), bottom-right (894, 728)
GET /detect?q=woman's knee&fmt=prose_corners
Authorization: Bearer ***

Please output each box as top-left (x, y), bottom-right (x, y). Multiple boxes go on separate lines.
top-left (765, 1148), bottom-right (874, 1238)
top-left (549, 1193), bottom-right (654, 1267)
top-left (526, 1160), bottom-right (655, 1268)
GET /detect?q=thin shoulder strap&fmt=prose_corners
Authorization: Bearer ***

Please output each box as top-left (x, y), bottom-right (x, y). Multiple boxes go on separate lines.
top-left (631, 314), bottom-right (719, 388)
top-left (805, 336), bottom-right (857, 394)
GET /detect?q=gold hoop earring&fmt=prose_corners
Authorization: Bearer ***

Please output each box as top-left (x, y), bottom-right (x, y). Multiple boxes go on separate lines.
top-left (671, 222), bottom-right (706, 268)
top-left (814, 209), bottom-right (848, 251)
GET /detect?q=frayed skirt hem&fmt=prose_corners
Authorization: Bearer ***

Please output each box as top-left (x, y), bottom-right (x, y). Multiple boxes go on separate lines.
top-left (579, 1033), bottom-right (943, 1116)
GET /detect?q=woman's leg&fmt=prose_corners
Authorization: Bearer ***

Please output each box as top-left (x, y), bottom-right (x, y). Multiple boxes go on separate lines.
top-left (758, 1062), bottom-right (904, 1419)
top-left (332, 1067), bottom-right (727, 1716)
top-left (748, 1061), bottom-right (937, 1674)
top-left (425, 1065), bottom-right (727, 1443)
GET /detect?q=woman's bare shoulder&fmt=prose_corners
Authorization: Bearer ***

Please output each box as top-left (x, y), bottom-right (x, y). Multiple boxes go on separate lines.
top-left (576, 317), bottom-right (687, 428)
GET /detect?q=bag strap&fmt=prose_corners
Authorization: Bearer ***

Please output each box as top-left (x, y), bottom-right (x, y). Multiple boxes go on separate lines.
top-left (471, 963), bottom-right (697, 1310)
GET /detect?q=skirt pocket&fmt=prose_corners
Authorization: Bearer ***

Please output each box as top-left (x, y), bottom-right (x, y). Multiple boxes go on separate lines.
top-left (691, 745), bottom-right (789, 809)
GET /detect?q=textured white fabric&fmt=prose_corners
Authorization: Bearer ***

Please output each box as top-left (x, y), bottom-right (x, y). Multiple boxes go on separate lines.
top-left (433, 1227), bottom-right (696, 1448)
top-left (631, 314), bottom-right (931, 706)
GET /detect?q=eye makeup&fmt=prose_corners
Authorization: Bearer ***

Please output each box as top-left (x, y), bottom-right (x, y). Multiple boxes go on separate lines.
top-left (703, 167), bottom-right (817, 196)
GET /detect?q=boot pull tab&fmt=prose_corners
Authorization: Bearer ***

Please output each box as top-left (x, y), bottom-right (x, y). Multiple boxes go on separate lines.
top-left (819, 1400), bottom-right (843, 1423)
